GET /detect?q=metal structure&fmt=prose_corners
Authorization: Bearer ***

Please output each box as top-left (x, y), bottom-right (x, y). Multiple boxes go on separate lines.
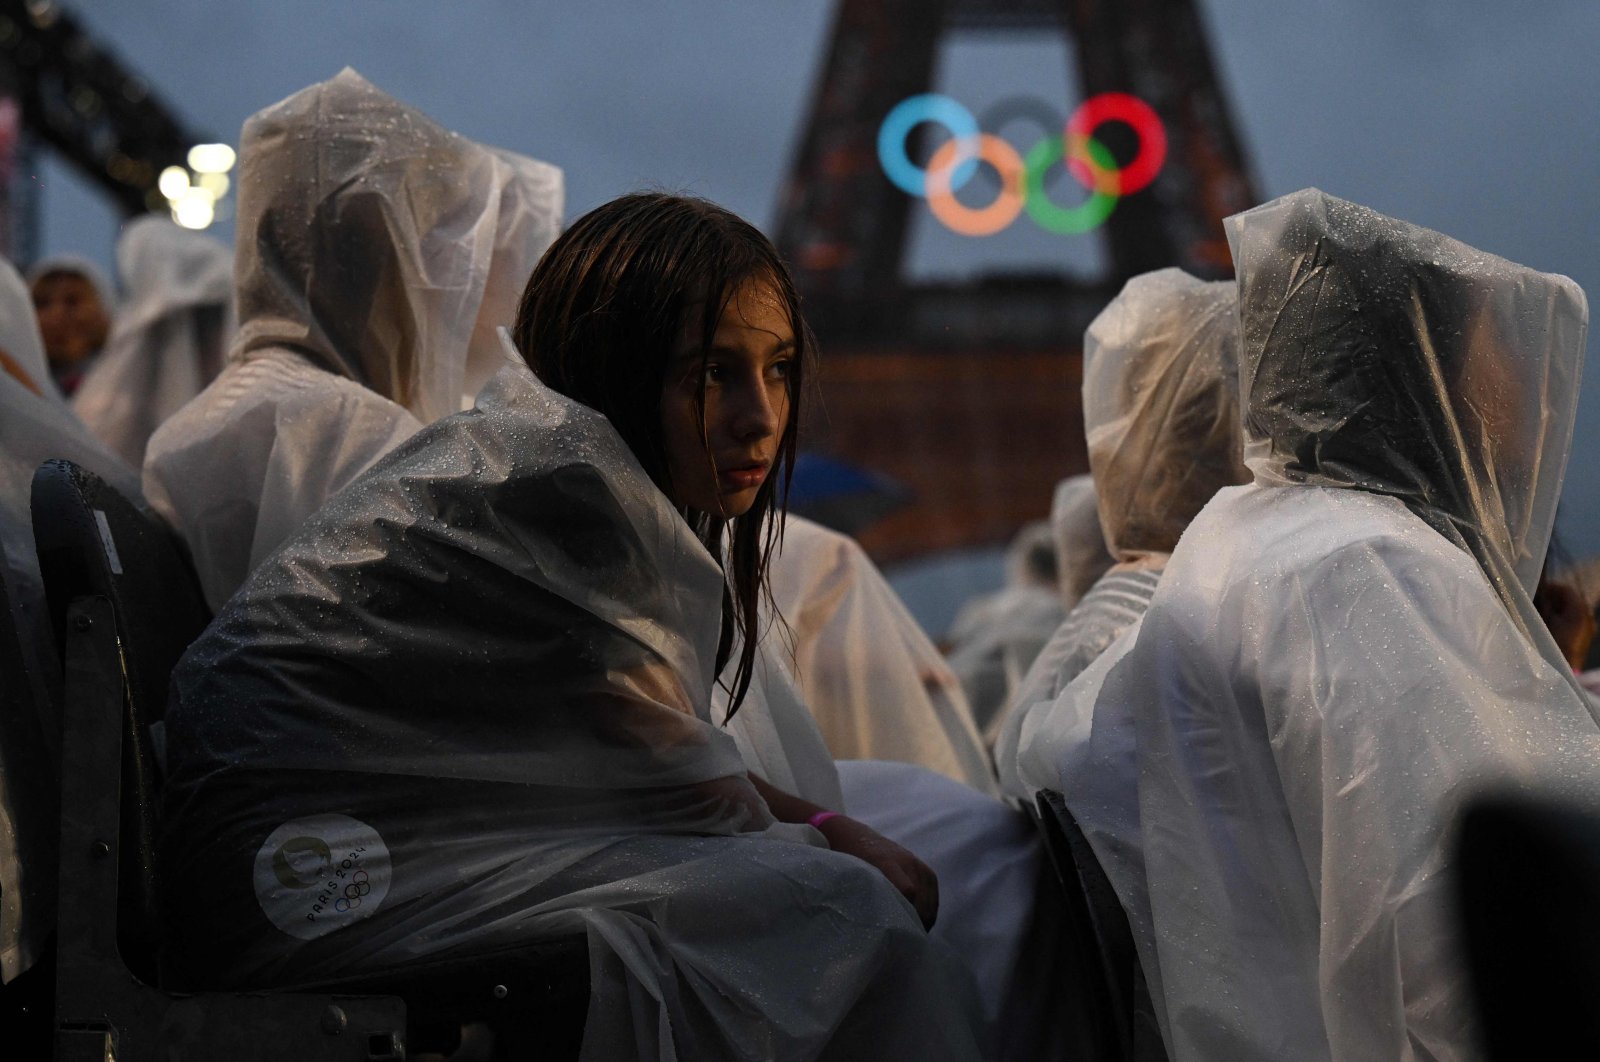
top-left (774, 0), bottom-right (1258, 562)
top-left (0, 0), bottom-right (200, 262)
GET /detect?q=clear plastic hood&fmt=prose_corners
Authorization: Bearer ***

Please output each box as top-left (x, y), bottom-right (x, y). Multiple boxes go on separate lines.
top-left (1227, 187), bottom-right (1589, 606)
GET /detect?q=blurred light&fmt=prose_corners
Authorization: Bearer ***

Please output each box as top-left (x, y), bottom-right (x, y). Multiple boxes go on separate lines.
top-left (158, 165), bottom-right (190, 200)
top-left (172, 188), bottom-right (215, 230)
top-left (187, 143), bottom-right (236, 174)
top-left (197, 171), bottom-right (230, 198)
top-left (25, 0), bottom-right (59, 29)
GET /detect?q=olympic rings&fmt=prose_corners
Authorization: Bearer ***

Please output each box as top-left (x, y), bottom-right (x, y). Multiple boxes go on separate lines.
top-left (876, 91), bottom-right (1168, 237)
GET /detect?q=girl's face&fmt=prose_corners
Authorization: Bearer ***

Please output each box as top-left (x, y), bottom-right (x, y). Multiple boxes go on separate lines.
top-left (660, 276), bottom-right (794, 517)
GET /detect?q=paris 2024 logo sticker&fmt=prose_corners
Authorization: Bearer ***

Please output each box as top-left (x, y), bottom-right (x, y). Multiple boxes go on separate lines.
top-left (253, 814), bottom-right (392, 940)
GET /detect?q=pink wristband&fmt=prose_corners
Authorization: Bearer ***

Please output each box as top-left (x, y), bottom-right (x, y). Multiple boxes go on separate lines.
top-left (806, 810), bottom-right (840, 829)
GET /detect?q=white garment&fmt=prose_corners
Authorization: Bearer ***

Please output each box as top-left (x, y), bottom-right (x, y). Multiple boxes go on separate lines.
top-left (1021, 189), bottom-right (1597, 1062)
top-left (144, 68), bottom-right (562, 612)
top-left (1049, 474), bottom-right (1112, 611)
top-left (717, 628), bottom-right (846, 811)
top-left (996, 560), bottom-right (1162, 799)
top-left (999, 267), bottom-right (1246, 797)
top-left (946, 583), bottom-right (1064, 745)
top-left (0, 257), bottom-right (145, 982)
top-left (766, 516), bottom-right (995, 792)
top-left (839, 760), bottom-right (1042, 1042)
top-left (145, 352), bottom-right (422, 612)
top-left (72, 216), bottom-right (235, 468)
top-left (160, 360), bottom-right (985, 1061)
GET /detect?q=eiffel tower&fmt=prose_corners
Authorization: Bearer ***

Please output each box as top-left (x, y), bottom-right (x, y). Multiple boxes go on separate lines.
top-left (775, 0), bottom-right (1257, 565)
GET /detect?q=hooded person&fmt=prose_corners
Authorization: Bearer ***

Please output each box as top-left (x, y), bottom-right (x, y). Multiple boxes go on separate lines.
top-left (1049, 473), bottom-right (1114, 613)
top-left (143, 68), bottom-right (563, 612)
top-left (760, 513), bottom-right (995, 792)
top-left (1017, 189), bottom-right (1599, 1061)
top-left (0, 256), bottom-right (145, 984)
top-left (71, 216), bottom-right (235, 469)
top-left (157, 192), bottom-right (985, 1061)
top-left (945, 521), bottom-right (1065, 742)
top-left (996, 269), bottom-right (1249, 796)
top-left (27, 254), bottom-right (115, 397)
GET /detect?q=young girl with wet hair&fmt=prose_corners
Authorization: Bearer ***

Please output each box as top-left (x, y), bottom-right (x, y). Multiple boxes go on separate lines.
top-left (159, 192), bottom-right (983, 1061)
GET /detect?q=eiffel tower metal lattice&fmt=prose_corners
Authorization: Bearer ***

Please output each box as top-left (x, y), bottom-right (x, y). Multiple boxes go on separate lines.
top-left (774, 0), bottom-right (1258, 566)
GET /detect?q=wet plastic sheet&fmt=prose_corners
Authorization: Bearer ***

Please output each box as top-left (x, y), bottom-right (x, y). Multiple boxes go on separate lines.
top-left (71, 216), bottom-right (235, 468)
top-left (1024, 190), bottom-right (1599, 1061)
top-left (765, 515), bottom-right (995, 792)
top-left (159, 360), bottom-right (985, 1060)
top-left (144, 68), bottom-right (562, 611)
top-left (996, 268), bottom-right (1247, 797)
top-left (1049, 474), bottom-right (1113, 611)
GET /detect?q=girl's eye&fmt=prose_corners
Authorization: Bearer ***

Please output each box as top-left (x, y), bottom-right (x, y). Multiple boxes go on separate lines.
top-left (769, 359), bottom-right (794, 381)
top-left (702, 363), bottom-right (726, 384)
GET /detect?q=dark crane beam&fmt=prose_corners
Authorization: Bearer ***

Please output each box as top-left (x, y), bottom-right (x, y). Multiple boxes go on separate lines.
top-left (0, 0), bottom-right (202, 217)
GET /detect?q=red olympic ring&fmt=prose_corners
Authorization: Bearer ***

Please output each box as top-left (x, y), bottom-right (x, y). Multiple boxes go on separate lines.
top-left (1065, 93), bottom-right (1167, 197)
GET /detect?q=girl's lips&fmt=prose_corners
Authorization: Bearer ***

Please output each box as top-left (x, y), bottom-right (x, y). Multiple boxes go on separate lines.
top-left (718, 465), bottom-right (768, 491)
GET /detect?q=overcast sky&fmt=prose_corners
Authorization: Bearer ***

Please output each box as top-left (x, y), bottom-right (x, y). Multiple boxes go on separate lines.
top-left (37, 0), bottom-right (1600, 555)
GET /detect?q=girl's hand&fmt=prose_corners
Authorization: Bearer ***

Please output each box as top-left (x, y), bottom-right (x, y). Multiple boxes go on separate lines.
top-left (816, 814), bottom-right (939, 929)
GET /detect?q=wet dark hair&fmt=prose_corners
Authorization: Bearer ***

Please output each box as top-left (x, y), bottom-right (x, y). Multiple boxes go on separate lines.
top-left (511, 192), bottom-right (812, 720)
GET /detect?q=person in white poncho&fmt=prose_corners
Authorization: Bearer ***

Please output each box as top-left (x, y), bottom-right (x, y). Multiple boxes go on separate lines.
top-left (946, 520), bottom-right (1065, 742)
top-left (996, 268), bottom-right (1249, 797)
top-left (1017, 188), bottom-right (1599, 1061)
top-left (71, 215), bottom-right (235, 469)
top-left (1048, 473), bottom-right (1114, 615)
top-left (143, 68), bottom-right (563, 612)
top-left (762, 514), bottom-right (996, 792)
top-left (159, 192), bottom-right (983, 1061)
top-left (0, 257), bottom-right (146, 985)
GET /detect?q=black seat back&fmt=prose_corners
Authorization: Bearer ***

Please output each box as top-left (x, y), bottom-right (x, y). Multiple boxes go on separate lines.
top-left (1458, 792), bottom-right (1600, 1059)
top-left (30, 459), bottom-right (212, 983)
top-left (1035, 788), bottom-right (1168, 1062)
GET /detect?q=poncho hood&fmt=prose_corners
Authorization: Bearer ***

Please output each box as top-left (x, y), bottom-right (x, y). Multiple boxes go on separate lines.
top-left (1227, 187), bottom-right (1589, 613)
top-left (230, 68), bottom-right (562, 423)
top-left (1083, 268), bottom-right (1250, 561)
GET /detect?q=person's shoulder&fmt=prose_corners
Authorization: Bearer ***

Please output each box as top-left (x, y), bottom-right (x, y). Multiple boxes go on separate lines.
top-left (1197, 483), bottom-right (1455, 566)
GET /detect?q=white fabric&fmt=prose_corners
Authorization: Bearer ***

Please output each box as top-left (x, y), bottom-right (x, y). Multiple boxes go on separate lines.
top-left (144, 68), bottom-right (563, 611)
top-left (1049, 474), bottom-right (1112, 611)
top-left (1082, 268), bottom-right (1248, 562)
top-left (1019, 189), bottom-right (1598, 1062)
top-left (717, 626), bottom-right (846, 811)
top-left (997, 267), bottom-right (1246, 795)
top-left (995, 561), bottom-right (1161, 798)
top-left (947, 522), bottom-right (1065, 745)
top-left (946, 583), bottom-right (1064, 747)
top-left (839, 759), bottom-right (1042, 1042)
top-left (71, 216), bottom-right (235, 469)
top-left (1, 259), bottom-right (59, 402)
top-left (160, 360), bottom-right (985, 1061)
top-left (145, 352), bottom-right (422, 611)
top-left (766, 516), bottom-right (995, 792)
top-left (0, 257), bottom-right (146, 982)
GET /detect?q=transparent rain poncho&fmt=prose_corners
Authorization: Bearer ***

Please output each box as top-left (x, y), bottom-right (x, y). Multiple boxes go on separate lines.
top-left (0, 257), bottom-right (145, 982)
top-left (762, 515), bottom-right (995, 792)
top-left (1049, 474), bottom-right (1113, 612)
top-left (1023, 189), bottom-right (1599, 1061)
top-left (144, 68), bottom-right (563, 611)
top-left (71, 216), bottom-right (235, 469)
top-left (997, 269), bottom-right (1248, 796)
top-left (158, 357), bottom-right (985, 1061)
top-left (946, 522), bottom-right (1065, 743)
